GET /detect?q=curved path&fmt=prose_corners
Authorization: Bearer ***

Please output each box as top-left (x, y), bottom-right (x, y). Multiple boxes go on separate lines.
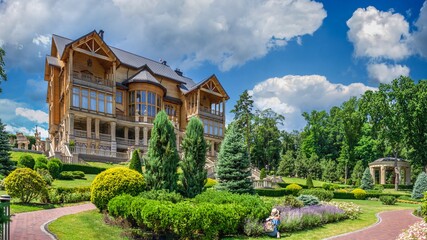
top-left (326, 209), bottom-right (421, 240)
top-left (10, 203), bottom-right (96, 240)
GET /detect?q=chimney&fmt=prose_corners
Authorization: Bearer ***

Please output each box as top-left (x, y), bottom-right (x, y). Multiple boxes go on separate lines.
top-left (98, 30), bottom-right (104, 39)
top-left (175, 68), bottom-right (183, 76)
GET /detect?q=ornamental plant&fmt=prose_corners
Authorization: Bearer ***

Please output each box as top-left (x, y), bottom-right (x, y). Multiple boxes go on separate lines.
top-left (18, 154), bottom-right (35, 169)
top-left (285, 183), bottom-right (302, 195)
top-left (351, 188), bottom-right (367, 200)
top-left (129, 150), bottom-right (142, 174)
top-left (91, 167), bottom-right (145, 210)
top-left (321, 201), bottom-right (362, 219)
top-left (297, 194), bottom-right (319, 206)
top-left (4, 168), bottom-right (47, 203)
top-left (299, 189), bottom-right (333, 201)
top-left (360, 168), bottom-right (374, 190)
top-left (0, 120), bottom-right (15, 176)
top-left (306, 175), bottom-right (314, 189)
top-left (397, 221), bottom-right (427, 240)
top-left (47, 161), bottom-right (60, 179)
top-left (379, 196), bottom-right (397, 205)
top-left (412, 172), bottom-right (427, 199)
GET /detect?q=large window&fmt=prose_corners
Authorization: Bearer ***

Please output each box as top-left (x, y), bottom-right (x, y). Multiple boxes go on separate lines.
top-left (72, 86), bottom-right (112, 114)
top-left (201, 119), bottom-right (223, 137)
top-left (116, 91), bottom-right (123, 104)
top-left (129, 90), bottom-right (161, 117)
top-left (165, 104), bottom-right (176, 117)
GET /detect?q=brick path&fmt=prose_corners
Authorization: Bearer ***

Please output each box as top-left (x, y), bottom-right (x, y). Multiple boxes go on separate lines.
top-left (10, 203), bottom-right (96, 240)
top-left (327, 209), bottom-right (421, 240)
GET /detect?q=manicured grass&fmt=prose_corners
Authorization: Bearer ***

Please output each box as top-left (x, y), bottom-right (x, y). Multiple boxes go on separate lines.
top-left (86, 161), bottom-right (128, 169)
top-left (48, 210), bottom-right (127, 240)
top-left (9, 151), bottom-right (44, 162)
top-left (282, 177), bottom-right (328, 187)
top-left (52, 174), bottom-right (97, 188)
top-left (383, 189), bottom-right (411, 195)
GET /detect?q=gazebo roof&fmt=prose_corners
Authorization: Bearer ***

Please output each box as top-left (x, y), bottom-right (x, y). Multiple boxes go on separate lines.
top-left (373, 157), bottom-right (407, 163)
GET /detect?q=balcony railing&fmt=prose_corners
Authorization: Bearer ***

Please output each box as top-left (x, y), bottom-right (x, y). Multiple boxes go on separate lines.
top-left (69, 146), bottom-right (128, 159)
top-left (73, 130), bottom-right (111, 141)
top-left (72, 71), bottom-right (114, 90)
top-left (199, 106), bottom-right (223, 117)
top-left (116, 114), bottom-right (154, 124)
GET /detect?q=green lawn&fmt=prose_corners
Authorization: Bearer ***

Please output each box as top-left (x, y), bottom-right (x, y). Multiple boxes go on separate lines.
top-left (282, 177), bottom-right (328, 187)
top-left (86, 161), bottom-right (128, 169)
top-left (52, 174), bottom-right (97, 188)
top-left (9, 151), bottom-right (44, 162)
top-left (48, 210), bottom-right (128, 240)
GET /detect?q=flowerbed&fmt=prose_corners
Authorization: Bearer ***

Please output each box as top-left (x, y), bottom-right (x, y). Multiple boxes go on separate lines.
top-left (321, 201), bottom-right (362, 219)
top-left (397, 221), bottom-right (427, 240)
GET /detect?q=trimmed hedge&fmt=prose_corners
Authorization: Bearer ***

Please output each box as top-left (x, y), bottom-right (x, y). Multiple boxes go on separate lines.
top-left (333, 191), bottom-right (411, 200)
top-left (45, 186), bottom-right (91, 204)
top-left (255, 188), bottom-right (291, 197)
top-left (278, 182), bottom-right (310, 189)
top-left (380, 184), bottom-right (413, 190)
top-left (62, 164), bottom-right (107, 174)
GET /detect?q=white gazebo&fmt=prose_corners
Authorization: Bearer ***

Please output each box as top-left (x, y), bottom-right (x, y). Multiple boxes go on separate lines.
top-left (368, 157), bottom-right (411, 185)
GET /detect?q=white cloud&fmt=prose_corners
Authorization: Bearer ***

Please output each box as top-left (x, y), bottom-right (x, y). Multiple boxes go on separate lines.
top-left (347, 6), bottom-right (411, 60)
top-left (15, 107), bottom-right (48, 124)
top-left (411, 1), bottom-right (427, 58)
top-left (367, 63), bottom-right (410, 83)
top-left (32, 34), bottom-right (50, 47)
top-left (0, 0), bottom-right (326, 71)
top-left (249, 75), bottom-right (376, 131)
top-left (0, 99), bottom-right (24, 122)
top-left (5, 125), bottom-right (49, 139)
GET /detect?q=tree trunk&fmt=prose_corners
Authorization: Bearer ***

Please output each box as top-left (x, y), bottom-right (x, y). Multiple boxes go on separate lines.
top-left (344, 161), bottom-right (348, 185)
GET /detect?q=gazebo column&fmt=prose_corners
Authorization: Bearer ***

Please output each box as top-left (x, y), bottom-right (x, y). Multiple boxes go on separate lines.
top-left (405, 167), bottom-right (411, 185)
top-left (370, 167), bottom-right (376, 184)
top-left (380, 166), bottom-right (386, 184)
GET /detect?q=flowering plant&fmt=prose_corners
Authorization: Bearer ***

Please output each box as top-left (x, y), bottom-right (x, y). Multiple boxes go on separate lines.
top-left (397, 221), bottom-right (427, 240)
top-left (321, 201), bottom-right (362, 219)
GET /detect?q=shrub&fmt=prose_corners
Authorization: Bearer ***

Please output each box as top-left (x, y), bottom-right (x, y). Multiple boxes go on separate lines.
top-left (380, 196), bottom-right (397, 205)
top-left (4, 168), bottom-right (47, 203)
top-left (297, 195), bottom-right (319, 206)
top-left (36, 168), bottom-right (53, 186)
top-left (36, 155), bottom-right (48, 164)
top-left (62, 164), bottom-right (107, 174)
top-left (373, 184), bottom-right (384, 192)
top-left (286, 183), bottom-right (302, 195)
top-left (412, 172), bottom-right (427, 199)
top-left (243, 218), bottom-right (264, 237)
top-left (322, 183), bottom-right (340, 191)
top-left (49, 158), bottom-right (63, 171)
top-left (260, 168), bottom-right (266, 180)
top-left (333, 191), bottom-right (355, 199)
top-left (255, 188), bottom-right (290, 197)
top-left (138, 189), bottom-right (183, 203)
top-left (91, 167), bottom-right (145, 210)
top-left (204, 178), bottom-right (217, 188)
top-left (33, 161), bottom-right (47, 170)
top-left (72, 171), bottom-right (85, 179)
top-left (108, 194), bottom-right (136, 219)
top-left (46, 187), bottom-right (91, 204)
top-left (58, 171), bottom-right (86, 180)
top-left (299, 189), bottom-right (333, 201)
top-left (360, 168), bottom-right (373, 190)
top-left (18, 154), bottom-right (35, 169)
top-left (281, 195), bottom-right (304, 208)
top-left (351, 188), bottom-right (367, 200)
top-left (306, 175), bottom-right (314, 189)
top-left (129, 150), bottom-right (142, 174)
top-left (47, 161), bottom-right (60, 179)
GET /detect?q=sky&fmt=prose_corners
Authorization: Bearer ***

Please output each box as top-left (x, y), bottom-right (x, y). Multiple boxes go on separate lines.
top-left (0, 0), bottom-right (426, 138)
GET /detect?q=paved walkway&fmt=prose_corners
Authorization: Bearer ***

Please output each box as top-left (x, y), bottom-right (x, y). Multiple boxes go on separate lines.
top-left (10, 203), bottom-right (96, 240)
top-left (327, 209), bottom-right (421, 240)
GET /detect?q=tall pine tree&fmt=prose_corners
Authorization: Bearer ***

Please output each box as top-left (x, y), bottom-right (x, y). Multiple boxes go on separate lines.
top-left (360, 167), bottom-right (373, 190)
top-left (129, 149), bottom-right (142, 174)
top-left (216, 122), bottom-right (253, 194)
top-left (180, 117), bottom-right (208, 198)
top-left (144, 111), bottom-right (179, 191)
top-left (0, 119), bottom-right (15, 176)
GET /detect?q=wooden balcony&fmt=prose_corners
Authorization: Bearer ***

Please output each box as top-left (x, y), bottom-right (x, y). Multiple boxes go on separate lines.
top-left (116, 114), bottom-right (154, 124)
top-left (72, 71), bottom-right (113, 92)
top-left (199, 106), bottom-right (224, 121)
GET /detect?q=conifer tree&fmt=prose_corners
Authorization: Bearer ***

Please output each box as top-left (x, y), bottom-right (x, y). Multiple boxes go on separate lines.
top-left (129, 149), bottom-right (142, 174)
top-left (412, 172), bottom-right (427, 199)
top-left (306, 175), bottom-right (314, 189)
top-left (360, 167), bottom-right (373, 190)
top-left (216, 122), bottom-right (253, 194)
top-left (144, 111), bottom-right (179, 192)
top-left (180, 117), bottom-right (208, 198)
top-left (0, 119), bottom-right (15, 176)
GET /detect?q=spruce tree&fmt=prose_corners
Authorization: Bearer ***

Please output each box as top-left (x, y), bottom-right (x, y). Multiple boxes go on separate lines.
top-left (216, 122), bottom-right (253, 194)
top-left (145, 111), bottom-right (179, 192)
top-left (412, 172), bottom-right (427, 199)
top-left (306, 175), bottom-right (314, 189)
top-left (129, 150), bottom-right (142, 174)
top-left (360, 167), bottom-right (373, 190)
top-left (0, 119), bottom-right (15, 176)
top-left (180, 117), bottom-right (208, 198)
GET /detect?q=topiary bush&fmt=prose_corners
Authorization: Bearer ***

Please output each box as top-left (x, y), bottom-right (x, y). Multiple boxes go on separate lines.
top-left (108, 194), bottom-right (136, 219)
top-left (45, 187), bottom-right (91, 204)
top-left (18, 154), bottom-right (35, 169)
top-left (34, 161), bottom-right (47, 170)
top-left (91, 167), bottom-right (145, 210)
top-left (36, 155), bottom-right (48, 164)
top-left (380, 196), bottom-right (397, 205)
top-left (4, 168), bottom-right (47, 203)
top-left (286, 183), bottom-right (302, 196)
top-left (306, 175), bottom-right (314, 189)
top-left (296, 194), bottom-right (319, 206)
top-left (129, 150), bottom-right (142, 174)
top-left (412, 172), bottom-right (427, 199)
top-left (49, 158), bottom-right (63, 172)
top-left (47, 161), bottom-right (60, 179)
top-left (299, 189), bottom-right (333, 201)
top-left (281, 195), bottom-right (304, 208)
top-left (204, 178), bottom-right (217, 189)
top-left (351, 188), bottom-right (367, 200)
top-left (138, 189), bottom-right (183, 203)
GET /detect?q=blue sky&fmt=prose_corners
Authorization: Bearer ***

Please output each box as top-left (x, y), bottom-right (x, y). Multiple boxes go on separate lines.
top-left (0, 0), bottom-right (426, 138)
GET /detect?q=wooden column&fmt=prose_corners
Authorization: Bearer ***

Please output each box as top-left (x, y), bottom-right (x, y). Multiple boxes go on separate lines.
top-left (95, 119), bottom-right (100, 139)
top-left (112, 62), bottom-right (116, 116)
top-left (196, 89), bottom-right (200, 115)
top-left (86, 117), bottom-right (92, 138)
top-left (110, 122), bottom-right (116, 140)
top-left (135, 126), bottom-right (140, 146)
top-left (124, 127), bottom-right (129, 139)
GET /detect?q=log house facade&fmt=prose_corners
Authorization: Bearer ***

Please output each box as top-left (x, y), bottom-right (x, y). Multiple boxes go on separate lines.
top-left (44, 31), bottom-right (228, 168)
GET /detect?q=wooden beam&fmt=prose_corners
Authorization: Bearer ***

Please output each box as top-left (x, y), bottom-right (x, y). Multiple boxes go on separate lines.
top-left (73, 47), bottom-right (112, 62)
top-left (201, 88), bottom-right (223, 97)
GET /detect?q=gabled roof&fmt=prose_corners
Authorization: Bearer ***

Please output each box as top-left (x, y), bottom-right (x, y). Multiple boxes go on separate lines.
top-left (182, 74), bottom-right (229, 100)
top-left (123, 66), bottom-right (167, 95)
top-left (46, 55), bottom-right (61, 67)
